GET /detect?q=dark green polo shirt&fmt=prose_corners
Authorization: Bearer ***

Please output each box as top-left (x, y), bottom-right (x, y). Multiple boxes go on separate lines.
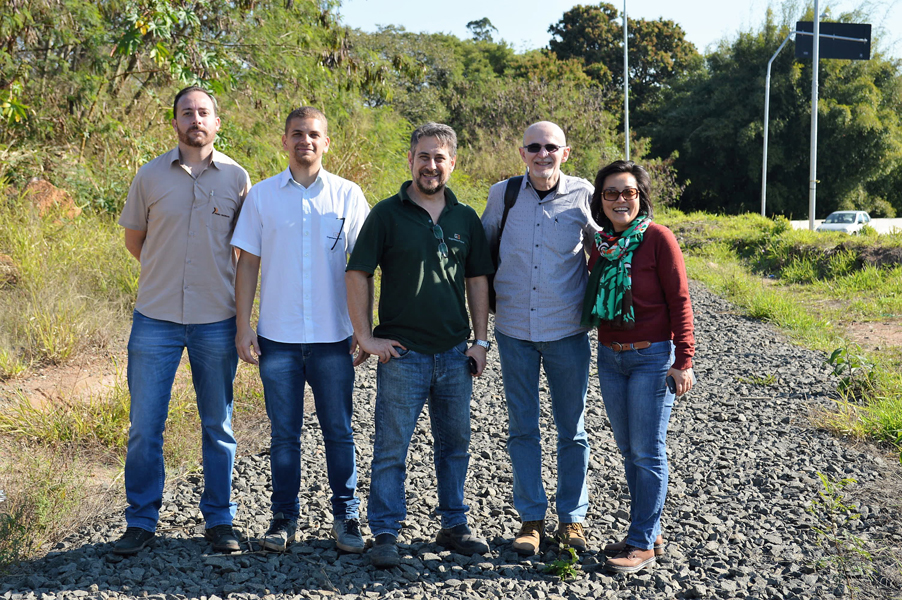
top-left (346, 181), bottom-right (494, 354)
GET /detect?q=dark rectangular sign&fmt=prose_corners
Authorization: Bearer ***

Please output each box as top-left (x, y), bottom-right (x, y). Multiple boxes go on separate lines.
top-left (795, 22), bottom-right (871, 60)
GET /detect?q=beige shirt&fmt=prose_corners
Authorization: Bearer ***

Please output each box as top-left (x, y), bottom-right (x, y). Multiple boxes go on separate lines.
top-left (119, 148), bottom-right (252, 324)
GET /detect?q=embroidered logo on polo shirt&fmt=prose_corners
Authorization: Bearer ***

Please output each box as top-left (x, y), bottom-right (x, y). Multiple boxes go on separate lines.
top-left (448, 233), bottom-right (465, 244)
top-left (211, 206), bottom-right (231, 219)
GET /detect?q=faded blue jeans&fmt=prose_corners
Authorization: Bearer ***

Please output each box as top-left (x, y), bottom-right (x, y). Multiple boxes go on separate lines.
top-left (597, 340), bottom-right (676, 550)
top-left (124, 311), bottom-right (238, 532)
top-left (367, 341), bottom-right (473, 537)
top-left (495, 330), bottom-right (591, 523)
top-left (257, 336), bottom-right (359, 520)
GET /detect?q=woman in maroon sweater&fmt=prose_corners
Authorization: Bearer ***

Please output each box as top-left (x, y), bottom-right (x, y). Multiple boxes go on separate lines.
top-left (581, 160), bottom-right (695, 574)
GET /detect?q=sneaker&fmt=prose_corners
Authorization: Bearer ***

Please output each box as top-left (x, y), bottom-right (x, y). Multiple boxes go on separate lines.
top-left (369, 533), bottom-right (400, 568)
top-left (331, 518), bottom-right (365, 553)
top-left (605, 545), bottom-right (657, 573)
top-left (204, 524), bottom-right (240, 553)
top-left (556, 522), bottom-right (587, 551)
top-left (112, 527), bottom-right (155, 555)
top-left (604, 534), bottom-right (666, 557)
top-left (260, 513), bottom-right (297, 552)
top-left (512, 520), bottom-right (545, 555)
top-left (435, 523), bottom-right (490, 555)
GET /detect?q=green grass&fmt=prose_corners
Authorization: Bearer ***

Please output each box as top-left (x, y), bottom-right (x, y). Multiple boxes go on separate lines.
top-left (0, 196), bottom-right (138, 377)
top-left (662, 211), bottom-right (902, 457)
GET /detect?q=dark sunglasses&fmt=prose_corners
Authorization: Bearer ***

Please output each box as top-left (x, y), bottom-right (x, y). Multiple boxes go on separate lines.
top-left (432, 224), bottom-right (448, 258)
top-left (522, 143), bottom-right (566, 154)
top-left (602, 187), bottom-right (640, 202)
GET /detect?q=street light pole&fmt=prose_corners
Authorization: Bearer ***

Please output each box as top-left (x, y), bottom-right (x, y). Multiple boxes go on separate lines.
top-left (808, 2), bottom-right (820, 230)
top-left (623, 0), bottom-right (629, 160)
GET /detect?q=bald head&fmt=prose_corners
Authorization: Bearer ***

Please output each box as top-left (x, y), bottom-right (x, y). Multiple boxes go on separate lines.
top-left (519, 121), bottom-right (571, 191)
top-left (522, 121), bottom-right (566, 147)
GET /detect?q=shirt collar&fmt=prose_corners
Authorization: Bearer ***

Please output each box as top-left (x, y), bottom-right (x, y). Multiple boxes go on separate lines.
top-left (168, 147), bottom-right (223, 171)
top-left (279, 167), bottom-right (327, 191)
top-left (399, 180), bottom-right (459, 207)
top-left (525, 170), bottom-right (570, 197)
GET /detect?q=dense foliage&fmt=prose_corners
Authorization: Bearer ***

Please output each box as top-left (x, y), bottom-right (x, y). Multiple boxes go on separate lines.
top-left (645, 7), bottom-right (902, 218)
top-left (3, 0), bottom-right (902, 220)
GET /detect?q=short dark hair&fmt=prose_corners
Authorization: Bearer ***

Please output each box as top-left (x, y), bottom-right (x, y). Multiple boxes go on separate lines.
top-left (591, 160), bottom-right (654, 229)
top-left (410, 122), bottom-right (457, 156)
top-left (173, 86), bottom-right (218, 117)
top-left (284, 106), bottom-right (328, 133)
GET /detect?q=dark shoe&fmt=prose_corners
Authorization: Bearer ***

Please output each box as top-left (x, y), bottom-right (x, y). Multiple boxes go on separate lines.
top-left (512, 520), bottom-right (545, 556)
top-left (436, 523), bottom-right (490, 555)
top-left (369, 533), bottom-right (400, 568)
top-left (113, 527), bottom-right (155, 555)
top-left (606, 545), bottom-right (657, 573)
top-left (555, 522), bottom-right (587, 551)
top-left (604, 534), bottom-right (666, 557)
top-left (332, 518), bottom-right (365, 553)
top-left (204, 524), bottom-right (240, 553)
top-left (260, 513), bottom-right (297, 552)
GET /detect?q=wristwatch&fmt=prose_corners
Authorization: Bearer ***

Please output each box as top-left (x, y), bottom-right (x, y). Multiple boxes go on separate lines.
top-left (473, 339), bottom-right (492, 352)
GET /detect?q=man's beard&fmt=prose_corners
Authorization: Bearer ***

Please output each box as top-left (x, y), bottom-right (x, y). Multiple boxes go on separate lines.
top-left (178, 127), bottom-right (212, 148)
top-left (414, 171), bottom-right (447, 196)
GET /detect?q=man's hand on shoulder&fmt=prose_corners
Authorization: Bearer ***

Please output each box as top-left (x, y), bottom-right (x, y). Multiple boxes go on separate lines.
top-left (357, 335), bottom-right (406, 364)
top-left (236, 325), bottom-right (261, 365)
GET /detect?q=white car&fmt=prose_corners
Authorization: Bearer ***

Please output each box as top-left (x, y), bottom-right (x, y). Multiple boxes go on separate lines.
top-left (816, 211), bottom-right (872, 234)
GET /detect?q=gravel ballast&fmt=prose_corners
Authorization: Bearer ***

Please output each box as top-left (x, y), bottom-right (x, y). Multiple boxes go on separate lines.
top-left (3, 282), bottom-right (901, 599)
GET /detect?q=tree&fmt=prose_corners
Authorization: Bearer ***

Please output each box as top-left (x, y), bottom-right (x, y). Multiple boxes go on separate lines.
top-left (644, 9), bottom-right (902, 217)
top-left (548, 3), bottom-right (702, 113)
top-left (467, 18), bottom-right (498, 43)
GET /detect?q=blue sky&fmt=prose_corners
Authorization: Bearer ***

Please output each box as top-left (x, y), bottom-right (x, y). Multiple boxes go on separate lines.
top-left (337, 0), bottom-right (902, 58)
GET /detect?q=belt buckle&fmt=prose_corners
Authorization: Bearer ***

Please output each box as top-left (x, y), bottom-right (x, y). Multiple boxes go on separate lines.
top-left (611, 341), bottom-right (623, 352)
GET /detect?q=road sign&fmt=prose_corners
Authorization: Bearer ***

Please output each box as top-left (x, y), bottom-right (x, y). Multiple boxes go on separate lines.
top-left (795, 22), bottom-right (871, 60)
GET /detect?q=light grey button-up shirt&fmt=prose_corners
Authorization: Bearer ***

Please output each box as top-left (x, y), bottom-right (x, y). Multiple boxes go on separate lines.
top-left (482, 172), bottom-right (597, 342)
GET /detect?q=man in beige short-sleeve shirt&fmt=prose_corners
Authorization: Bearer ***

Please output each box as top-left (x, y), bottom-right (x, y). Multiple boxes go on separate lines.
top-left (113, 86), bottom-right (251, 556)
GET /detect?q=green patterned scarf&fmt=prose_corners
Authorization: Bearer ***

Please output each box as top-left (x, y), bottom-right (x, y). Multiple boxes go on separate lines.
top-left (580, 216), bottom-right (651, 329)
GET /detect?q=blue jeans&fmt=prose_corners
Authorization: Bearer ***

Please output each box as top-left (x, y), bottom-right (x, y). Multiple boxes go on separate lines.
top-left (257, 336), bottom-right (359, 520)
top-left (125, 311), bottom-right (238, 532)
top-left (368, 342), bottom-right (473, 537)
top-left (495, 330), bottom-right (590, 523)
top-left (597, 340), bottom-right (675, 550)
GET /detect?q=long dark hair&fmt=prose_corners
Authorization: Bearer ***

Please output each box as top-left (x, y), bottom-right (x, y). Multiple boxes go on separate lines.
top-left (591, 160), bottom-right (654, 230)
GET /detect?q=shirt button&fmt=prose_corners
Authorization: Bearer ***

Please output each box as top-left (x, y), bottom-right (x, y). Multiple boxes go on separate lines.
top-left (534, 266), bottom-right (538, 269)
top-left (189, 231), bottom-right (195, 236)
top-left (305, 252), bottom-right (309, 257)
top-left (186, 259), bottom-right (192, 264)
top-left (305, 231), bottom-right (310, 236)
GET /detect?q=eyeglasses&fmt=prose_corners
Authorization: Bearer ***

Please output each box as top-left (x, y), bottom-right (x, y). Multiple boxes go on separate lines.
top-left (522, 143), bottom-right (566, 154)
top-left (432, 224), bottom-right (448, 258)
top-left (602, 187), bottom-right (640, 202)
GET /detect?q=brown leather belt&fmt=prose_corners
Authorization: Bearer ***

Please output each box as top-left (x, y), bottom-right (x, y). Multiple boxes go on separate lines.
top-left (601, 340), bottom-right (652, 352)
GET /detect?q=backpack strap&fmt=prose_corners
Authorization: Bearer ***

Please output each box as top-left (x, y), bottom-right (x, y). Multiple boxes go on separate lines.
top-left (498, 175), bottom-right (523, 243)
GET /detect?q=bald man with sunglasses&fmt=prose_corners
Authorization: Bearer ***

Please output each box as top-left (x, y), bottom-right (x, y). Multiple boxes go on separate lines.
top-left (481, 121), bottom-right (598, 556)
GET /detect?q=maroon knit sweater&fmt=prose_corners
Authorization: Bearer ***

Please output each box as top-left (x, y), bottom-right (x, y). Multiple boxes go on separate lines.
top-left (588, 222), bottom-right (695, 369)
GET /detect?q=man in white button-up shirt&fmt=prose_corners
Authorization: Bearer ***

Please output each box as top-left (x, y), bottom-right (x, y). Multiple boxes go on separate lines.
top-left (231, 107), bottom-right (371, 554)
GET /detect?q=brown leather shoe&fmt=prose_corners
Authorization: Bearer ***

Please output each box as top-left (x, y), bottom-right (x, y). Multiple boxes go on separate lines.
top-left (555, 522), bottom-right (587, 551)
top-left (606, 545), bottom-right (657, 573)
top-left (603, 534), bottom-right (666, 557)
top-left (512, 520), bottom-right (544, 555)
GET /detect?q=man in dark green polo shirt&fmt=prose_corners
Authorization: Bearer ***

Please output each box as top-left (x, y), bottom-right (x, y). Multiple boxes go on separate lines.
top-left (346, 122), bottom-right (494, 568)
